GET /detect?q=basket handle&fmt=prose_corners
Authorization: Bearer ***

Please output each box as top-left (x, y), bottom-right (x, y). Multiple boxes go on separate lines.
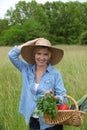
top-left (63, 95), bottom-right (79, 111)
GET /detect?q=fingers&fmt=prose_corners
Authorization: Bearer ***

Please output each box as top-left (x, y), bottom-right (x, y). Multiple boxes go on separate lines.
top-left (44, 91), bottom-right (59, 102)
top-left (25, 38), bottom-right (39, 45)
top-left (45, 90), bottom-right (54, 96)
top-left (25, 37), bottom-right (45, 46)
top-left (18, 38), bottom-right (39, 49)
top-left (18, 38), bottom-right (42, 50)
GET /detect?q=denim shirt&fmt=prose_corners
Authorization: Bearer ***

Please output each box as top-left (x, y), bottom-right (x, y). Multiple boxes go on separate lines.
top-left (8, 46), bottom-right (67, 130)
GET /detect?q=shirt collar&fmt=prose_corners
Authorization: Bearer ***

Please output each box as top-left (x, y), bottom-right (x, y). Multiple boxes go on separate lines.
top-left (46, 63), bottom-right (53, 72)
top-left (31, 64), bottom-right (36, 73)
top-left (31, 63), bottom-right (52, 73)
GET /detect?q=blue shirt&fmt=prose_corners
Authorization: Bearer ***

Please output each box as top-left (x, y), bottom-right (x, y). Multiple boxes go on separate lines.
top-left (8, 46), bottom-right (67, 129)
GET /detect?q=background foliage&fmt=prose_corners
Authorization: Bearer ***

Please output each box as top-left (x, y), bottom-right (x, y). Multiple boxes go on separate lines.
top-left (0, 0), bottom-right (87, 45)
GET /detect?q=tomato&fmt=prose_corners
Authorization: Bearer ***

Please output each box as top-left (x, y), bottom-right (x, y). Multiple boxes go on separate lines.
top-left (57, 104), bottom-right (70, 110)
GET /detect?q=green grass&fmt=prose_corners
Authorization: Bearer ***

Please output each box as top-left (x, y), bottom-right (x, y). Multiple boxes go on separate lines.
top-left (0, 45), bottom-right (87, 130)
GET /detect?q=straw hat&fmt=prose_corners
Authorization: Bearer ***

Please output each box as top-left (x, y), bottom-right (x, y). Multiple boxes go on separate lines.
top-left (21, 38), bottom-right (64, 65)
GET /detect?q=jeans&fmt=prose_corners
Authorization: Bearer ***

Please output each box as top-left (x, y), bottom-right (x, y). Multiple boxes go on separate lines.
top-left (29, 117), bottom-right (63, 130)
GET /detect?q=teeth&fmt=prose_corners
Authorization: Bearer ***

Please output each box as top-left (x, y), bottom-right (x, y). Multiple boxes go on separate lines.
top-left (40, 60), bottom-right (44, 62)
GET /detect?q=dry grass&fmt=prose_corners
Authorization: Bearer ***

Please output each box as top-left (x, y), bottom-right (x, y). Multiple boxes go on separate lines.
top-left (0, 45), bottom-right (87, 130)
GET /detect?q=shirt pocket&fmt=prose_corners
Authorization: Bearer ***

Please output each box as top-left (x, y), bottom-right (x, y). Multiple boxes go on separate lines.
top-left (43, 78), bottom-right (54, 90)
top-left (27, 75), bottom-right (34, 83)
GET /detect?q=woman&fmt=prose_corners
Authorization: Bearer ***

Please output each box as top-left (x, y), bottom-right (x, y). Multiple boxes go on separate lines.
top-left (8, 38), bottom-right (67, 130)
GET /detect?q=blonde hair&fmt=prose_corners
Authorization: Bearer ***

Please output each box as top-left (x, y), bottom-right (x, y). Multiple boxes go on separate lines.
top-left (32, 46), bottom-right (51, 60)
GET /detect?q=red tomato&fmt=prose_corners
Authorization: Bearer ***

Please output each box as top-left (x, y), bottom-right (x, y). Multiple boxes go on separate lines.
top-left (57, 104), bottom-right (70, 110)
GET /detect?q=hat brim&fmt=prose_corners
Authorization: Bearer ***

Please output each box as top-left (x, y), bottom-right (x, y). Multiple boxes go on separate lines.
top-left (21, 45), bottom-right (64, 65)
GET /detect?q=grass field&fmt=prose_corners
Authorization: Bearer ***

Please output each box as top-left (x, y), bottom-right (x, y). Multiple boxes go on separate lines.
top-left (0, 45), bottom-right (87, 130)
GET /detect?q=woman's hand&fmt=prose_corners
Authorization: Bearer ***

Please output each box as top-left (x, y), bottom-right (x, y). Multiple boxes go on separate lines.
top-left (18, 38), bottom-right (39, 50)
top-left (24, 38), bottom-right (39, 46)
top-left (44, 90), bottom-right (59, 102)
top-left (45, 90), bottom-right (54, 96)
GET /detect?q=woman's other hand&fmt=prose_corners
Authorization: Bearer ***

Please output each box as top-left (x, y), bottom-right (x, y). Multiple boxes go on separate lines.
top-left (44, 90), bottom-right (59, 102)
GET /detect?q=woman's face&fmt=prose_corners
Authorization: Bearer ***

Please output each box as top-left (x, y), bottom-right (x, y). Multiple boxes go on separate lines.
top-left (34, 47), bottom-right (51, 67)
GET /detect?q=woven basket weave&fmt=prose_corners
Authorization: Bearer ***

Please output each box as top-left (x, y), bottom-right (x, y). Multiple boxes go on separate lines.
top-left (43, 95), bottom-right (86, 126)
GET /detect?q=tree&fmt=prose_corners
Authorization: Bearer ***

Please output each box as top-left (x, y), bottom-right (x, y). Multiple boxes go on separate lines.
top-left (79, 31), bottom-right (87, 45)
top-left (0, 25), bottom-right (25, 46)
top-left (1, 1), bottom-right (87, 45)
top-left (0, 19), bottom-right (8, 34)
top-left (5, 0), bottom-right (49, 28)
top-left (22, 18), bottom-right (50, 41)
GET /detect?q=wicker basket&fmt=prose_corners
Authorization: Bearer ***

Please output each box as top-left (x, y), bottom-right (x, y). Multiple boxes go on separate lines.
top-left (43, 95), bottom-right (86, 126)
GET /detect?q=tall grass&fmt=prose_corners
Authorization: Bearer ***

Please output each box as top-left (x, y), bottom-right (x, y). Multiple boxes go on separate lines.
top-left (0, 45), bottom-right (87, 130)
top-left (55, 45), bottom-right (87, 130)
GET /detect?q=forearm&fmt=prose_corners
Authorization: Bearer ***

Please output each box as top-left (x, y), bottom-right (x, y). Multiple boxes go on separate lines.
top-left (8, 46), bottom-right (23, 71)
